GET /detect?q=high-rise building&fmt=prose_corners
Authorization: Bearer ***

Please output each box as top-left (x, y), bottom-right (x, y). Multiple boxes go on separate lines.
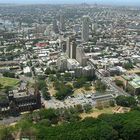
top-left (76, 47), bottom-right (87, 66)
top-left (66, 37), bottom-right (71, 58)
top-left (53, 19), bottom-right (59, 34)
top-left (60, 14), bottom-right (65, 31)
top-left (74, 67), bottom-right (83, 77)
top-left (74, 66), bottom-right (95, 78)
top-left (70, 41), bottom-right (77, 59)
top-left (82, 16), bottom-right (90, 42)
top-left (57, 55), bottom-right (68, 71)
top-left (66, 36), bottom-right (76, 58)
top-left (67, 59), bottom-right (80, 70)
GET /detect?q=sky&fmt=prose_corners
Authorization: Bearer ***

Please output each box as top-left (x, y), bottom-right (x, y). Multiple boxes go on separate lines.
top-left (0, 0), bottom-right (140, 6)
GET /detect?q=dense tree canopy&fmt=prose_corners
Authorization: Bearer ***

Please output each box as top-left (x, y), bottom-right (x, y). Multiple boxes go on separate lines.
top-left (73, 77), bottom-right (87, 88)
top-left (95, 80), bottom-right (107, 92)
top-left (116, 95), bottom-right (137, 107)
top-left (1, 108), bottom-right (140, 140)
top-left (55, 84), bottom-right (73, 100)
top-left (3, 71), bottom-right (15, 78)
top-left (16, 110), bottom-right (140, 140)
top-left (123, 62), bottom-right (134, 70)
top-left (37, 80), bottom-right (47, 90)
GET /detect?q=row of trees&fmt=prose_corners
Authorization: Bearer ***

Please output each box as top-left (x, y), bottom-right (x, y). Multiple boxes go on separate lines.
top-left (37, 80), bottom-right (50, 100)
top-left (54, 81), bottom-right (73, 100)
top-left (73, 77), bottom-right (87, 88)
top-left (21, 104), bottom-right (92, 126)
top-left (116, 95), bottom-right (137, 107)
top-left (51, 76), bottom-right (106, 100)
top-left (52, 75), bottom-right (95, 100)
top-left (45, 68), bottom-right (56, 75)
top-left (3, 71), bottom-right (15, 78)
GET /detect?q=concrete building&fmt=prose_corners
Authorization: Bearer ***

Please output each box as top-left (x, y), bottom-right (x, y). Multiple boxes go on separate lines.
top-left (76, 47), bottom-right (88, 66)
top-left (127, 77), bottom-right (140, 95)
top-left (73, 24), bottom-right (81, 33)
top-left (53, 19), bottom-right (59, 34)
top-left (0, 84), bottom-right (41, 116)
top-left (107, 67), bottom-right (121, 76)
top-left (121, 75), bottom-right (140, 95)
top-left (74, 65), bottom-right (95, 78)
top-left (82, 65), bottom-right (95, 77)
top-left (82, 16), bottom-right (90, 42)
top-left (74, 67), bottom-right (83, 77)
top-left (66, 36), bottom-right (76, 58)
top-left (70, 41), bottom-right (77, 59)
top-left (94, 94), bottom-right (115, 108)
top-left (57, 55), bottom-right (68, 71)
top-left (60, 14), bottom-right (65, 31)
top-left (67, 59), bottom-right (80, 70)
top-left (66, 37), bottom-right (72, 58)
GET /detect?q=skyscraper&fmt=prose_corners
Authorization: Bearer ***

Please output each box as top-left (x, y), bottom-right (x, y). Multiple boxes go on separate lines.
top-left (66, 37), bottom-right (71, 58)
top-left (70, 41), bottom-right (77, 59)
top-left (82, 16), bottom-right (90, 42)
top-left (60, 14), bottom-right (65, 31)
top-left (66, 36), bottom-right (76, 58)
top-left (53, 19), bottom-right (59, 34)
top-left (76, 47), bottom-right (87, 66)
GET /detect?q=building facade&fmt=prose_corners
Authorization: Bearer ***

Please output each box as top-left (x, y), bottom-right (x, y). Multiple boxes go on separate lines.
top-left (0, 86), bottom-right (42, 116)
top-left (82, 16), bottom-right (90, 42)
top-left (76, 47), bottom-right (87, 66)
top-left (60, 14), bottom-right (65, 31)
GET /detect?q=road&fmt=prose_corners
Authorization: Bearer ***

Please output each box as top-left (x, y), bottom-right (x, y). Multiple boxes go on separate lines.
top-left (0, 116), bottom-right (21, 125)
top-left (88, 59), bottom-right (129, 96)
top-left (95, 70), bottom-right (129, 96)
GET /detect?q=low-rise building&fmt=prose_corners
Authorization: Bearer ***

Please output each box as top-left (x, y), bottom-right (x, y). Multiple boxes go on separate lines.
top-left (0, 83), bottom-right (42, 116)
top-left (127, 77), bottom-right (140, 95)
top-left (121, 75), bottom-right (140, 95)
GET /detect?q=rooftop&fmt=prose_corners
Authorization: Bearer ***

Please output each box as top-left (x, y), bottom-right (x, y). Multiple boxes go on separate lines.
top-left (129, 77), bottom-right (140, 89)
top-left (67, 59), bottom-right (80, 66)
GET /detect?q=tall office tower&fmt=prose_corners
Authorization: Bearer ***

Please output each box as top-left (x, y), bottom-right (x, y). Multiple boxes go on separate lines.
top-left (66, 37), bottom-right (72, 58)
top-left (59, 35), bottom-right (63, 48)
top-left (53, 19), bottom-right (59, 34)
top-left (76, 47), bottom-right (87, 66)
top-left (70, 41), bottom-right (77, 59)
top-left (60, 14), bottom-right (65, 31)
top-left (66, 36), bottom-right (76, 58)
top-left (57, 55), bottom-right (68, 71)
top-left (82, 16), bottom-right (90, 42)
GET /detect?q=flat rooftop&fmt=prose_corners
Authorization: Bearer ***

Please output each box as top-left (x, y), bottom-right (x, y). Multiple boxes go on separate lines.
top-left (129, 77), bottom-right (140, 89)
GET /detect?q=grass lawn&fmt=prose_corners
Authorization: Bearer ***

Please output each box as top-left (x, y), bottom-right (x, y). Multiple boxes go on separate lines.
top-left (0, 77), bottom-right (20, 89)
top-left (48, 82), bottom-right (57, 96)
top-left (127, 69), bottom-right (140, 74)
top-left (80, 107), bottom-right (115, 119)
top-left (74, 86), bottom-right (96, 95)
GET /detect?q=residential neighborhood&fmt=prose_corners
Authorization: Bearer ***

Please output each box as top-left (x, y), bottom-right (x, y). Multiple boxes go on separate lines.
top-left (0, 2), bottom-right (140, 140)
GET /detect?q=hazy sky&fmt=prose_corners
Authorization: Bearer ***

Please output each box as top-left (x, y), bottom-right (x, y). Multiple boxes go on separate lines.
top-left (0, 0), bottom-right (140, 6)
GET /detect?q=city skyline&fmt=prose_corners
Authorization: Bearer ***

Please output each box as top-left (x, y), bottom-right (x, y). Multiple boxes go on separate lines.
top-left (0, 1), bottom-right (140, 139)
top-left (0, 0), bottom-right (140, 6)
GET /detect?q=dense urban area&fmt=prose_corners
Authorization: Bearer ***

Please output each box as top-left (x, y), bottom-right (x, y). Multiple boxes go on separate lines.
top-left (0, 3), bottom-right (140, 140)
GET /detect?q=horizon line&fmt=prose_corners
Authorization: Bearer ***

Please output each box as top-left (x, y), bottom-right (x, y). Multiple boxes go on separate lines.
top-left (0, 2), bottom-right (140, 7)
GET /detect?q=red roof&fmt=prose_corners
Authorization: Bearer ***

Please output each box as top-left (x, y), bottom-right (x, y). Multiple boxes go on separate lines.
top-left (35, 43), bottom-right (48, 47)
